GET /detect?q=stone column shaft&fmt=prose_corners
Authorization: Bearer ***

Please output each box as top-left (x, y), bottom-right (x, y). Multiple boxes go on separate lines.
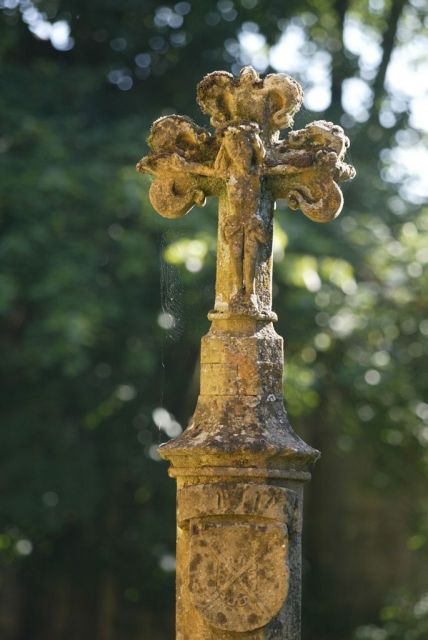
top-left (162, 318), bottom-right (316, 639)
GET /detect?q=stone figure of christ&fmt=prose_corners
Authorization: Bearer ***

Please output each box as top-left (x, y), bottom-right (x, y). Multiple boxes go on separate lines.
top-left (214, 123), bottom-right (270, 312)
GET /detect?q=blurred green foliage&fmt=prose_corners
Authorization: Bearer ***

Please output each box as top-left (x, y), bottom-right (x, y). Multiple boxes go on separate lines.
top-left (0, 0), bottom-right (427, 638)
top-left (355, 591), bottom-right (428, 639)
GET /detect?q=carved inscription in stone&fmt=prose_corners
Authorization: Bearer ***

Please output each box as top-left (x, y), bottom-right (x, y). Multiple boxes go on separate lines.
top-left (178, 483), bottom-right (297, 633)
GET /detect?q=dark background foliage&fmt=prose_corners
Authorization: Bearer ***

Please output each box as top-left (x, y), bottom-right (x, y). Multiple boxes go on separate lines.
top-left (0, 0), bottom-right (427, 638)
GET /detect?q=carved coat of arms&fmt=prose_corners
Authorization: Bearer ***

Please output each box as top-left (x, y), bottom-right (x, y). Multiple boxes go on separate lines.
top-left (178, 482), bottom-right (296, 633)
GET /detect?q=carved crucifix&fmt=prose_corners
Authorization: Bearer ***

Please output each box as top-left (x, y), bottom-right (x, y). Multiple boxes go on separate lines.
top-left (137, 66), bottom-right (355, 320)
top-left (137, 66), bottom-right (355, 640)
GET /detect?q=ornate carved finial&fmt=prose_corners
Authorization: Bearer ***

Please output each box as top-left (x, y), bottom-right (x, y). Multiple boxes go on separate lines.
top-left (196, 66), bottom-right (303, 131)
top-left (137, 66), bottom-right (355, 318)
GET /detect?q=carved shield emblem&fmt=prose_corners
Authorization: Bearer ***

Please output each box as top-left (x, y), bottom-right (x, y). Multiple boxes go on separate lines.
top-left (188, 519), bottom-right (288, 632)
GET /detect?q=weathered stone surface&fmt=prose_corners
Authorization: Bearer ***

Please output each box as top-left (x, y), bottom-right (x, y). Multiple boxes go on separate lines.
top-left (181, 483), bottom-right (293, 633)
top-left (162, 323), bottom-right (318, 476)
top-left (137, 65), bottom-right (354, 639)
top-left (137, 66), bottom-right (354, 320)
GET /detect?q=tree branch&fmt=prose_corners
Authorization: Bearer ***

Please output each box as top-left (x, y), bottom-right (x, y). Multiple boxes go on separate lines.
top-left (370, 0), bottom-right (407, 116)
top-left (330, 0), bottom-right (350, 110)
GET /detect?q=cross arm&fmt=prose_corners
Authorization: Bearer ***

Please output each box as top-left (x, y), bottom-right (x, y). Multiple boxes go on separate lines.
top-left (265, 120), bottom-right (356, 223)
top-left (136, 114), bottom-right (221, 219)
top-left (137, 153), bottom-right (216, 178)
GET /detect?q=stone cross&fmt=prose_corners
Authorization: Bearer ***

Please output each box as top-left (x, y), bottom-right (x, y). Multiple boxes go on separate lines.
top-left (137, 66), bottom-right (355, 640)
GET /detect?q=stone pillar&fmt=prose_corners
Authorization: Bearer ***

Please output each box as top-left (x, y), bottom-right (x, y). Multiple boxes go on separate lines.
top-left (137, 66), bottom-right (355, 639)
top-left (163, 318), bottom-right (317, 639)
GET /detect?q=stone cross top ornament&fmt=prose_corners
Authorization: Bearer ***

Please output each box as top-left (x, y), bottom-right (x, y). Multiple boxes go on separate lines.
top-left (137, 66), bottom-right (355, 640)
